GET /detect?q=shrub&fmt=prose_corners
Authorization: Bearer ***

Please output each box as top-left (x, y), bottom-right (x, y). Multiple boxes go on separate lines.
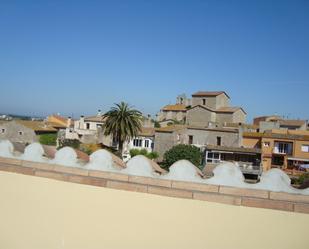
top-left (58, 139), bottom-right (81, 149)
top-left (293, 173), bottom-right (309, 186)
top-left (129, 149), bottom-right (159, 160)
top-left (163, 144), bottom-right (202, 169)
top-left (39, 133), bottom-right (57, 146)
top-left (154, 121), bottom-right (161, 128)
top-left (129, 149), bottom-right (140, 157)
top-left (147, 151), bottom-right (159, 160)
top-left (139, 148), bottom-right (148, 156)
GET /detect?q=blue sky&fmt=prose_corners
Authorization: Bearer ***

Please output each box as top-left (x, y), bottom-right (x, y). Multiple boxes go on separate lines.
top-left (0, 0), bottom-right (308, 122)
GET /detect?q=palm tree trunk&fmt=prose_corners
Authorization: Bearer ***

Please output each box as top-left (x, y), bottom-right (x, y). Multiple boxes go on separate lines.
top-left (118, 135), bottom-right (123, 158)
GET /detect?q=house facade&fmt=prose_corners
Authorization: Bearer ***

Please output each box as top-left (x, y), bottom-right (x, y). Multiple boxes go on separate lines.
top-left (65, 112), bottom-right (113, 145)
top-left (154, 125), bottom-right (240, 162)
top-left (122, 127), bottom-right (155, 162)
top-left (243, 130), bottom-right (309, 171)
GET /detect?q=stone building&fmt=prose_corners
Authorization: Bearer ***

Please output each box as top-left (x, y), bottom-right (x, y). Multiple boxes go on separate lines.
top-left (154, 125), bottom-right (241, 162)
top-left (186, 91), bottom-right (246, 126)
top-left (0, 120), bottom-right (57, 144)
top-left (243, 129), bottom-right (309, 171)
top-left (156, 91), bottom-right (246, 127)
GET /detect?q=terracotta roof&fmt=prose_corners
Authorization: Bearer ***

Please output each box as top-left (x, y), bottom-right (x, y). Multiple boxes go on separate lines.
top-left (15, 120), bottom-right (57, 132)
top-left (216, 107), bottom-right (246, 114)
top-left (187, 105), bottom-right (246, 114)
top-left (162, 104), bottom-right (187, 111)
top-left (155, 125), bottom-right (186, 133)
top-left (192, 91), bottom-right (230, 98)
top-left (46, 121), bottom-right (67, 128)
top-left (49, 114), bottom-right (67, 123)
top-left (138, 127), bottom-right (155, 137)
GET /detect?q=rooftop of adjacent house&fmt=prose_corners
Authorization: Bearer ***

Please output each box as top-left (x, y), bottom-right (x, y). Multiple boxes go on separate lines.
top-left (155, 125), bottom-right (186, 133)
top-left (138, 127), bottom-right (155, 137)
top-left (162, 104), bottom-right (187, 111)
top-left (278, 119), bottom-right (307, 127)
top-left (224, 122), bottom-right (258, 130)
top-left (15, 120), bottom-right (57, 132)
top-left (155, 124), bottom-right (238, 133)
top-left (188, 105), bottom-right (246, 114)
top-left (84, 115), bottom-right (107, 122)
top-left (206, 144), bottom-right (261, 154)
top-left (243, 130), bottom-right (309, 141)
top-left (216, 106), bottom-right (246, 114)
top-left (192, 91), bottom-right (230, 98)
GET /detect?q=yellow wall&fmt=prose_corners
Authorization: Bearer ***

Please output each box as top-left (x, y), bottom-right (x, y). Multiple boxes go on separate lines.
top-left (242, 137), bottom-right (260, 148)
top-left (0, 171), bottom-right (309, 249)
top-left (294, 140), bottom-right (309, 159)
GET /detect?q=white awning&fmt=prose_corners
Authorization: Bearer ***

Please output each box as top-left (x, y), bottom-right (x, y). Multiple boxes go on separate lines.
top-left (287, 157), bottom-right (309, 162)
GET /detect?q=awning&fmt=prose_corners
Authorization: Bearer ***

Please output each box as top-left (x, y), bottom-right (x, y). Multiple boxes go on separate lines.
top-left (287, 157), bottom-right (309, 162)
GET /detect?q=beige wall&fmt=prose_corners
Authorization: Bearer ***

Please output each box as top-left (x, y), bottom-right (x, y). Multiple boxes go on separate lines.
top-left (294, 140), bottom-right (309, 159)
top-left (243, 137), bottom-right (260, 148)
top-left (216, 94), bottom-right (230, 109)
top-left (0, 171), bottom-right (309, 249)
top-left (186, 106), bottom-right (215, 126)
top-left (232, 109), bottom-right (246, 123)
top-left (192, 96), bottom-right (217, 109)
top-left (216, 112), bottom-right (234, 124)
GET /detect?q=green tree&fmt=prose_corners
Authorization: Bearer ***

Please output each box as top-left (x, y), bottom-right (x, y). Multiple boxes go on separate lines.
top-left (39, 133), bottom-right (57, 146)
top-left (103, 102), bottom-right (143, 157)
top-left (163, 144), bottom-right (202, 169)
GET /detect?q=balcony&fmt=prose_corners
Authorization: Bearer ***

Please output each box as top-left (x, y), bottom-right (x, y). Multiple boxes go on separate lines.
top-left (273, 142), bottom-right (293, 155)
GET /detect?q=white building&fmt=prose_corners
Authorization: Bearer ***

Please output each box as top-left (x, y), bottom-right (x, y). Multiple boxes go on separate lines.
top-left (122, 127), bottom-right (155, 162)
top-left (65, 110), bottom-right (113, 145)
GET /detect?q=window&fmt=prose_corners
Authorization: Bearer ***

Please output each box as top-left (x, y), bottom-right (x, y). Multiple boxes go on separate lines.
top-left (217, 136), bottom-right (221, 146)
top-left (263, 142), bottom-right (270, 147)
top-left (133, 139), bottom-right (142, 147)
top-left (18, 131), bottom-right (23, 135)
top-left (274, 142), bottom-right (293, 155)
top-left (188, 135), bottom-right (193, 145)
top-left (86, 123), bottom-right (90, 129)
top-left (202, 99), bottom-right (206, 105)
top-left (206, 152), bottom-right (221, 163)
top-left (145, 140), bottom-right (149, 148)
top-left (301, 145), bottom-right (309, 153)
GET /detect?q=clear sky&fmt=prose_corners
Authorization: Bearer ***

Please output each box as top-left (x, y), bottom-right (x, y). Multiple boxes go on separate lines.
top-left (0, 0), bottom-right (308, 122)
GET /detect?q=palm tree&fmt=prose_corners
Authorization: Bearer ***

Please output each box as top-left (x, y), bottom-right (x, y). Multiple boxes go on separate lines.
top-left (103, 102), bottom-right (143, 157)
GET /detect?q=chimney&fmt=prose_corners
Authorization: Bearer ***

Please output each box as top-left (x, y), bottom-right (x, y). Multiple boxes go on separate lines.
top-left (79, 115), bottom-right (85, 129)
top-left (67, 117), bottom-right (72, 128)
top-left (238, 126), bottom-right (244, 147)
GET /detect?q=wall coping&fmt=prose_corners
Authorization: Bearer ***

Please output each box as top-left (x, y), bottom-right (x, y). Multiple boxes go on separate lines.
top-left (0, 156), bottom-right (308, 214)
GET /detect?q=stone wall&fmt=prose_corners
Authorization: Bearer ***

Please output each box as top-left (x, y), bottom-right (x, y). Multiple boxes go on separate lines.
top-left (186, 128), bottom-right (239, 147)
top-left (186, 106), bottom-right (216, 126)
top-left (0, 156), bottom-right (308, 214)
top-left (0, 121), bottom-right (37, 144)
